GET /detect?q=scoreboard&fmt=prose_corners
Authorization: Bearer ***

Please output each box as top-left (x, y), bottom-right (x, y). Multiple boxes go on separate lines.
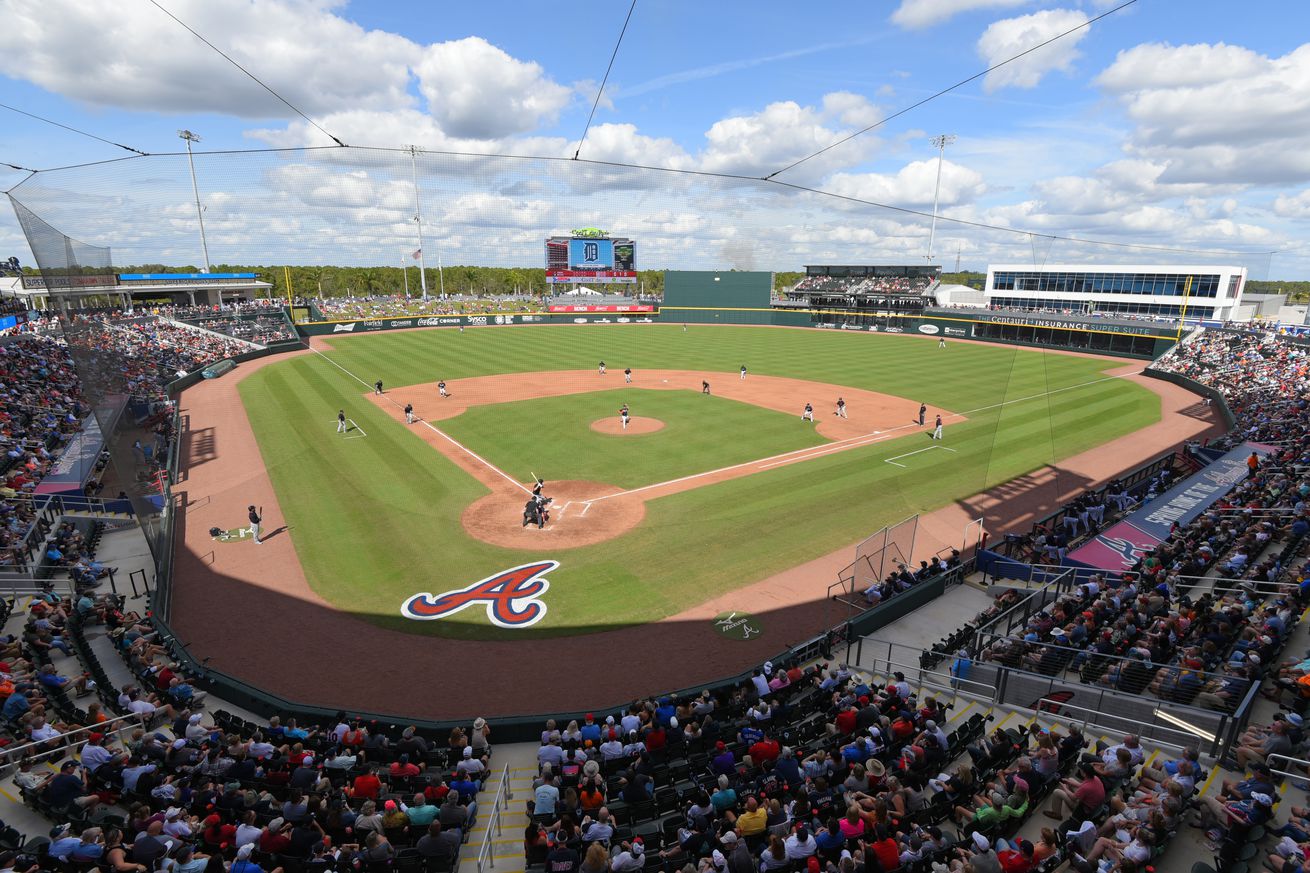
top-left (546, 231), bottom-right (636, 284)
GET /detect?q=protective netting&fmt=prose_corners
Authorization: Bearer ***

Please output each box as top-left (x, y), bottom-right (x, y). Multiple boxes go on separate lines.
top-left (4, 146), bottom-right (1277, 277)
top-left (8, 194), bottom-right (174, 570)
top-left (833, 514), bottom-right (922, 609)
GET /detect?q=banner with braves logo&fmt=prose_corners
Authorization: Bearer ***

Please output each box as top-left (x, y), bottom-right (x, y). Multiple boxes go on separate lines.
top-left (1066, 442), bottom-right (1274, 572)
top-left (1064, 521), bottom-right (1162, 572)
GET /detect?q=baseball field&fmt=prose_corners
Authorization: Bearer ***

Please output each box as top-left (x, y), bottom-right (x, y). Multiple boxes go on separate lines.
top-left (236, 324), bottom-right (1160, 639)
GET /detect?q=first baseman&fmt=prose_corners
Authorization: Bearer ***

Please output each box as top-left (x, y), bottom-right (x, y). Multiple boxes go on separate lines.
top-left (438, 380), bottom-right (448, 397)
top-left (404, 403), bottom-right (414, 424)
top-left (337, 409), bottom-right (347, 433)
top-left (931, 414), bottom-right (943, 440)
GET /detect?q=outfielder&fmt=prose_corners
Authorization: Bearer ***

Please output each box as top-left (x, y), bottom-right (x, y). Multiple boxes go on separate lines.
top-left (438, 380), bottom-right (448, 397)
top-left (835, 398), bottom-right (847, 418)
top-left (931, 414), bottom-right (944, 440)
top-left (404, 403), bottom-right (414, 424)
top-left (624, 367), bottom-right (633, 383)
top-left (619, 403), bottom-right (630, 430)
top-left (802, 403), bottom-right (814, 422)
top-left (939, 336), bottom-right (946, 349)
top-left (336, 410), bottom-right (347, 433)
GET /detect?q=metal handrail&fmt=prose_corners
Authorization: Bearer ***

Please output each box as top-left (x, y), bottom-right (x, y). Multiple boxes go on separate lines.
top-left (2, 711), bottom-right (146, 766)
top-left (475, 761), bottom-right (514, 873)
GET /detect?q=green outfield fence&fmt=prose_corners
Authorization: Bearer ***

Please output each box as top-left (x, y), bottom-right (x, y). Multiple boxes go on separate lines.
top-left (290, 303), bottom-right (1180, 359)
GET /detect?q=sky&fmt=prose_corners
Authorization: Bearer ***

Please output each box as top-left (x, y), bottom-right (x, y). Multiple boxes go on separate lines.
top-left (1, 0), bottom-right (1308, 277)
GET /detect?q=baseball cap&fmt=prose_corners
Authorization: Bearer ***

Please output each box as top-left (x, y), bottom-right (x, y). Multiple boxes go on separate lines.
top-left (1252, 793), bottom-right (1273, 805)
top-left (88, 732), bottom-right (104, 743)
top-left (721, 831), bottom-right (738, 844)
top-left (973, 832), bottom-right (990, 851)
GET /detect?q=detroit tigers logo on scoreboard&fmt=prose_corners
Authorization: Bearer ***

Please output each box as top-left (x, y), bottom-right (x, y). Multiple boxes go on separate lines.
top-left (401, 561), bottom-right (557, 628)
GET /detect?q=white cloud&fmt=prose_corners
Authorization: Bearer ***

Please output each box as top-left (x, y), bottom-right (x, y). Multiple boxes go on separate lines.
top-left (826, 159), bottom-right (988, 209)
top-left (415, 37), bottom-right (573, 139)
top-left (1274, 189), bottom-right (1310, 219)
top-left (1096, 42), bottom-right (1310, 185)
top-left (977, 9), bottom-right (1091, 92)
top-left (0, 0), bottom-right (419, 120)
top-left (698, 94), bottom-right (881, 181)
top-left (891, 0), bottom-right (1030, 29)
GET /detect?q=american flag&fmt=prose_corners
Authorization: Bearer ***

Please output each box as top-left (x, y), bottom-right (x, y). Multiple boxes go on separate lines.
top-left (411, 248), bottom-right (422, 260)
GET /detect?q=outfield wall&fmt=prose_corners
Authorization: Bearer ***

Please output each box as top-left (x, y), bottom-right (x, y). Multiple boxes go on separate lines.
top-left (293, 307), bottom-right (1175, 359)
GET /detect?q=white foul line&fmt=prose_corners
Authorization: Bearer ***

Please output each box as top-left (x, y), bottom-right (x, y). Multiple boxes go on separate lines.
top-left (306, 343), bottom-right (531, 496)
top-left (585, 371), bottom-right (1134, 503)
top-left (883, 444), bottom-right (957, 467)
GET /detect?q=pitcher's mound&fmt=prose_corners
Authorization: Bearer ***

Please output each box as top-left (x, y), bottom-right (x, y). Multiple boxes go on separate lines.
top-left (591, 417), bottom-right (665, 435)
top-left (461, 480), bottom-right (645, 550)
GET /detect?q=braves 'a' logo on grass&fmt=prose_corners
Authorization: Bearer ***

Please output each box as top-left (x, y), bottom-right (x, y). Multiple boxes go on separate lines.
top-left (401, 561), bottom-right (557, 628)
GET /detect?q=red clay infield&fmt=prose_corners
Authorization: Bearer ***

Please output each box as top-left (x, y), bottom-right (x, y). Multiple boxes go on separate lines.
top-left (167, 333), bottom-right (1222, 720)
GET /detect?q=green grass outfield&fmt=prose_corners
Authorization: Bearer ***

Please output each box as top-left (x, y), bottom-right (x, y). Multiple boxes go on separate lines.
top-left (439, 389), bottom-right (828, 490)
top-left (237, 324), bottom-right (1161, 639)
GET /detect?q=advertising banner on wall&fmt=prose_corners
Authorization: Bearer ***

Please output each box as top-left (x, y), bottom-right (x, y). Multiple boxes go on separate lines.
top-left (1065, 442), bottom-right (1275, 571)
top-left (547, 304), bottom-right (655, 313)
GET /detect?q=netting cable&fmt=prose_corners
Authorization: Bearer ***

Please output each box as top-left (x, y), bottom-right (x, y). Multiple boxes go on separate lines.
top-left (146, 0), bottom-right (347, 148)
top-left (573, 0), bottom-right (639, 160)
top-left (0, 101), bottom-right (149, 156)
top-left (763, 0), bottom-right (1141, 180)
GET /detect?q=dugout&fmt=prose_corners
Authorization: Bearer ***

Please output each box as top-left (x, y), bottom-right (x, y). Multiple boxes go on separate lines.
top-left (663, 270), bottom-right (772, 323)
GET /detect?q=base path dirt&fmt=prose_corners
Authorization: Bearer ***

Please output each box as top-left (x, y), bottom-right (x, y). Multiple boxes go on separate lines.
top-left (168, 344), bottom-right (1223, 722)
top-left (592, 416), bottom-right (664, 434)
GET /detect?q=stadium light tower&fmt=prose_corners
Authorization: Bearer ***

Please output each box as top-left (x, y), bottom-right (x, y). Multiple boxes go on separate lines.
top-left (178, 130), bottom-right (212, 273)
top-left (926, 134), bottom-right (956, 264)
top-left (406, 145), bottom-right (429, 300)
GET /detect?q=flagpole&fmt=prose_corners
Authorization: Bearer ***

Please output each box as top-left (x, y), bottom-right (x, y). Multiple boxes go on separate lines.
top-left (406, 145), bottom-right (428, 300)
top-left (439, 253), bottom-right (445, 299)
top-left (402, 255), bottom-right (409, 299)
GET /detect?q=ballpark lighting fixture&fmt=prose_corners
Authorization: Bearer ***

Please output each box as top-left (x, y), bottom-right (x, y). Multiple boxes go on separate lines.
top-left (1153, 708), bottom-right (1217, 744)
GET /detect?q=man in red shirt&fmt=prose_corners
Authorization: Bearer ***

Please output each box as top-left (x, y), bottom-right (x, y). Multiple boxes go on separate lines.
top-left (998, 839), bottom-right (1036, 873)
top-left (390, 755), bottom-right (422, 778)
top-left (831, 704), bottom-right (857, 736)
top-left (749, 735), bottom-right (780, 764)
top-left (1044, 763), bottom-right (1105, 821)
top-left (350, 765), bottom-right (383, 799)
